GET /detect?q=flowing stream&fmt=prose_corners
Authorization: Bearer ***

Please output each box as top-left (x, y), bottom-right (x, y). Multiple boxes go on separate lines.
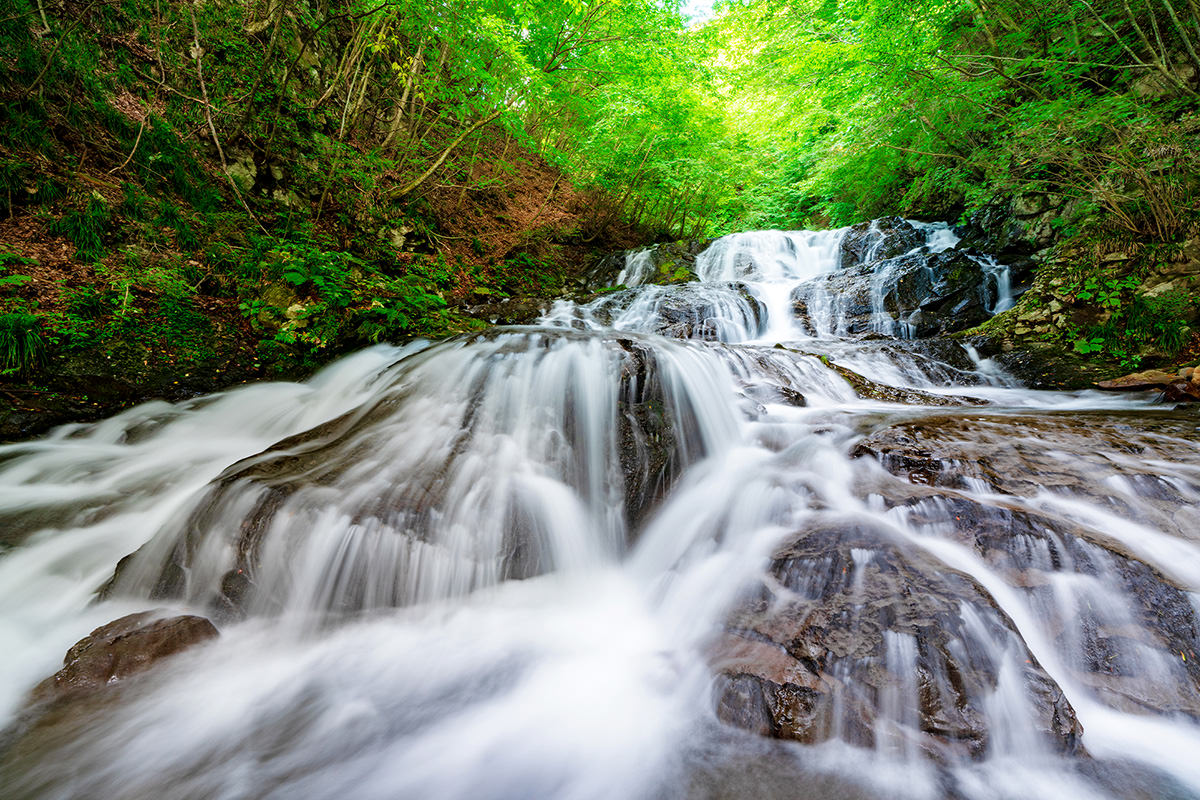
top-left (2, 222), bottom-right (1199, 799)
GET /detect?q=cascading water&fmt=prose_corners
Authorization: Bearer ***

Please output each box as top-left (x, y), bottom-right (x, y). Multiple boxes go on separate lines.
top-left (2, 221), bottom-right (1199, 800)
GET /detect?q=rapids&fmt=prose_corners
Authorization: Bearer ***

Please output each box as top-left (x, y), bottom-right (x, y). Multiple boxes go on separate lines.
top-left (1, 222), bottom-right (1199, 799)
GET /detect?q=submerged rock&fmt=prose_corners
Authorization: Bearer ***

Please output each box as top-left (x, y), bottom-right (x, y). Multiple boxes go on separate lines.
top-left (0, 612), bottom-right (218, 793)
top-left (851, 410), bottom-right (1200, 504)
top-left (584, 282), bottom-right (766, 341)
top-left (99, 331), bottom-right (707, 616)
top-left (851, 410), bottom-right (1200, 719)
top-left (773, 345), bottom-right (981, 406)
top-left (822, 359), bottom-right (982, 407)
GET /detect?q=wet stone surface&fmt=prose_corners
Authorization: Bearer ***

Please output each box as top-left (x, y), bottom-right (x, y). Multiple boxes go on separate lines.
top-left (711, 517), bottom-right (1082, 760)
top-left (28, 611), bottom-right (218, 705)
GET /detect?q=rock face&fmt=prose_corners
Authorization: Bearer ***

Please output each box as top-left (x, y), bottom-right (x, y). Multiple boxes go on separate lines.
top-left (793, 249), bottom-right (992, 337)
top-left (584, 282), bottom-right (766, 341)
top-left (30, 612), bottom-right (218, 705)
top-left (839, 216), bottom-right (925, 267)
top-left (850, 412), bottom-right (1200, 717)
top-left (714, 408), bottom-right (1200, 757)
top-left (99, 332), bottom-right (707, 616)
top-left (462, 296), bottom-right (550, 325)
top-left (711, 519), bottom-right (1082, 759)
top-left (587, 239), bottom-right (714, 289)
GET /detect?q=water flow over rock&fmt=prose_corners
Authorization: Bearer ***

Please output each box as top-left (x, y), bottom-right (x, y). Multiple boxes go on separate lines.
top-left (1, 221), bottom-right (1198, 800)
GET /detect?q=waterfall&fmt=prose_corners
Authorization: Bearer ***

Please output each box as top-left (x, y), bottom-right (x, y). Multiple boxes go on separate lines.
top-left (2, 222), bottom-right (1198, 800)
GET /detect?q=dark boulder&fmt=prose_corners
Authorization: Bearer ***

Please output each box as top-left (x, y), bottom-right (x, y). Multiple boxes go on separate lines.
top-left (840, 216), bottom-right (925, 268)
top-left (587, 239), bottom-right (714, 289)
top-left (792, 264), bottom-right (876, 336)
top-left (954, 199), bottom-right (1037, 261)
top-left (30, 612), bottom-right (218, 705)
top-left (588, 283), bottom-right (766, 341)
top-left (462, 296), bottom-right (550, 325)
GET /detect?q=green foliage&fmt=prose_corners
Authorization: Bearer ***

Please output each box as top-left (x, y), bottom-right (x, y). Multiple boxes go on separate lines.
top-left (268, 241), bottom-right (358, 308)
top-left (1070, 275), bottom-right (1138, 309)
top-left (4, 0), bottom-right (1198, 386)
top-left (698, 0), bottom-right (1200, 235)
top-left (1072, 286), bottom-right (1193, 367)
top-left (0, 253), bottom-right (34, 293)
top-left (0, 313), bottom-right (45, 374)
top-left (49, 198), bottom-right (111, 262)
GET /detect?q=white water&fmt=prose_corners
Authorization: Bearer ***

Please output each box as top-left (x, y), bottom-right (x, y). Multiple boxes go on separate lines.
top-left (2, 224), bottom-right (1198, 800)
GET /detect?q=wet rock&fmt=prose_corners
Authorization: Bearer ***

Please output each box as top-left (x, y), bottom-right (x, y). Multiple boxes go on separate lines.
top-left (990, 342), bottom-right (1122, 390)
top-left (851, 410), bottom-right (1200, 719)
top-left (462, 296), bottom-right (549, 325)
top-left (581, 251), bottom-right (628, 289)
top-left (773, 347), bottom-right (981, 406)
top-left (829, 362), bottom-right (980, 406)
top-left (792, 264), bottom-right (875, 335)
top-left (711, 518), bottom-right (1082, 759)
top-left (30, 612), bottom-right (218, 705)
top-left (1098, 368), bottom-right (1200, 402)
top-left (589, 240), bottom-right (714, 289)
top-left (589, 283), bottom-right (765, 341)
top-left (840, 217), bottom-right (925, 267)
top-left (875, 492), bottom-right (1200, 720)
top-left (614, 338), bottom-right (693, 531)
top-left (954, 199), bottom-right (1037, 260)
top-left (739, 382), bottom-right (807, 408)
top-left (851, 410), bottom-right (1200, 503)
top-left (793, 250), bottom-right (992, 338)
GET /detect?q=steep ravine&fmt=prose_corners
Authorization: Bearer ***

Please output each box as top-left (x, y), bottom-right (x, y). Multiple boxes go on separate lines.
top-left (1, 222), bottom-right (1199, 800)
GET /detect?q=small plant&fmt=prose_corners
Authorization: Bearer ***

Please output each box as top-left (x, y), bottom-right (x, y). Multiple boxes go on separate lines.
top-left (0, 269), bottom-right (32, 291)
top-left (1071, 275), bottom-right (1137, 310)
top-left (49, 197), bottom-right (110, 261)
top-left (154, 201), bottom-right (199, 251)
top-left (1073, 289), bottom-right (1192, 366)
top-left (0, 312), bottom-right (45, 374)
top-left (63, 285), bottom-right (113, 319)
top-left (120, 182), bottom-right (150, 221)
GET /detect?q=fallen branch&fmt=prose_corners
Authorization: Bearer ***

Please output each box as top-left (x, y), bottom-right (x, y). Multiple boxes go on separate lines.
top-left (108, 101), bottom-right (151, 175)
top-left (390, 105), bottom-right (509, 200)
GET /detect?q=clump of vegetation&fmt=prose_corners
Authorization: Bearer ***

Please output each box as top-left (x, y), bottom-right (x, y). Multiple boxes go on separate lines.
top-left (48, 198), bottom-right (110, 262)
top-left (0, 313), bottom-right (45, 374)
top-left (1074, 288), bottom-right (1194, 369)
